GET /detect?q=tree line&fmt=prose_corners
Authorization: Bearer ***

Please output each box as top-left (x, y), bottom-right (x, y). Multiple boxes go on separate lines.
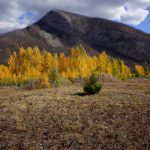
top-left (0, 46), bottom-right (149, 87)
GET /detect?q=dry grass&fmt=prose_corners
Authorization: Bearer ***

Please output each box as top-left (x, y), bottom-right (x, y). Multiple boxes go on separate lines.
top-left (0, 79), bottom-right (150, 150)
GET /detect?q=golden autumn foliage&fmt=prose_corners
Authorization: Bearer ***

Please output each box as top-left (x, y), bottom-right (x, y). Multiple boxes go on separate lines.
top-left (135, 65), bottom-right (145, 77)
top-left (0, 65), bottom-right (12, 80)
top-left (0, 46), bottom-right (149, 87)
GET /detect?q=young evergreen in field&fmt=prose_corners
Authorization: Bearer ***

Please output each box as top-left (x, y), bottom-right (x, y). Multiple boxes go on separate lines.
top-left (84, 74), bottom-right (102, 95)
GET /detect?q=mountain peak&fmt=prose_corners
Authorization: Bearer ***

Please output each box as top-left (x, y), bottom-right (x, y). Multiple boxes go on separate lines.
top-left (50, 9), bottom-right (71, 14)
top-left (48, 9), bottom-right (82, 17)
top-left (36, 9), bottom-right (85, 35)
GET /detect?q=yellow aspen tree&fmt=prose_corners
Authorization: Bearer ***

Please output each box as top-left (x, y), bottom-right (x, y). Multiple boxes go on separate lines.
top-left (8, 51), bottom-right (18, 74)
top-left (58, 53), bottom-right (69, 73)
top-left (0, 65), bottom-right (12, 80)
top-left (120, 60), bottom-right (132, 79)
top-left (97, 51), bottom-right (110, 74)
top-left (31, 47), bottom-right (43, 71)
top-left (41, 50), bottom-right (53, 74)
top-left (112, 59), bottom-right (121, 78)
top-left (106, 62), bottom-right (113, 75)
top-left (135, 65), bottom-right (145, 77)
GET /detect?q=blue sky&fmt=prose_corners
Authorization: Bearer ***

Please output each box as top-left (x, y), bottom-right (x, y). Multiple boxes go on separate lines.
top-left (136, 7), bottom-right (150, 34)
top-left (18, 11), bottom-right (36, 25)
top-left (0, 0), bottom-right (150, 34)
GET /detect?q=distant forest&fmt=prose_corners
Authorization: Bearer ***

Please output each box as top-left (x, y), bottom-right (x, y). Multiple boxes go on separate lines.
top-left (0, 46), bottom-right (149, 87)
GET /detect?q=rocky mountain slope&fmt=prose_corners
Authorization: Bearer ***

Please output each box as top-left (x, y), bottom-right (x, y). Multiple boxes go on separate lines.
top-left (0, 9), bottom-right (150, 66)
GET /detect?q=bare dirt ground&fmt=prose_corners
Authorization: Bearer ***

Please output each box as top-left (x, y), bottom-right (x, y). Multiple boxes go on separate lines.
top-left (0, 79), bottom-right (150, 150)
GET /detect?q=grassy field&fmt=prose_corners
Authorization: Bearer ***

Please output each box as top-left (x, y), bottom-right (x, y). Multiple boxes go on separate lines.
top-left (0, 79), bottom-right (150, 150)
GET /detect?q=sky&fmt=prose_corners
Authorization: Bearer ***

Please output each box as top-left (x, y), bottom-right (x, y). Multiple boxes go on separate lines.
top-left (0, 0), bottom-right (150, 34)
top-left (136, 7), bottom-right (150, 33)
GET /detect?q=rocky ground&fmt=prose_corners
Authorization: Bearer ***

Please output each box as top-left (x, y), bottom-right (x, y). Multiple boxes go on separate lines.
top-left (0, 79), bottom-right (150, 150)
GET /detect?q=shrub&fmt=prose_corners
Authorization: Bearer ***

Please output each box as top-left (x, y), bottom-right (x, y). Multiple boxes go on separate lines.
top-left (84, 74), bottom-right (102, 95)
top-left (99, 74), bottom-right (118, 82)
top-left (22, 78), bottom-right (40, 90)
top-left (0, 79), bottom-right (14, 86)
top-left (49, 67), bottom-right (62, 87)
top-left (23, 76), bottom-right (49, 90)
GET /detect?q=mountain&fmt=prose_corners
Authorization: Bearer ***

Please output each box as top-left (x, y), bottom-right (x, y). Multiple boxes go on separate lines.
top-left (0, 9), bottom-right (150, 67)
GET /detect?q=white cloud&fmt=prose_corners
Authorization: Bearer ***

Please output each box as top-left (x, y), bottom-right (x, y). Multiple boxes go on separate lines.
top-left (121, 8), bottom-right (149, 25)
top-left (0, 0), bottom-right (150, 34)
